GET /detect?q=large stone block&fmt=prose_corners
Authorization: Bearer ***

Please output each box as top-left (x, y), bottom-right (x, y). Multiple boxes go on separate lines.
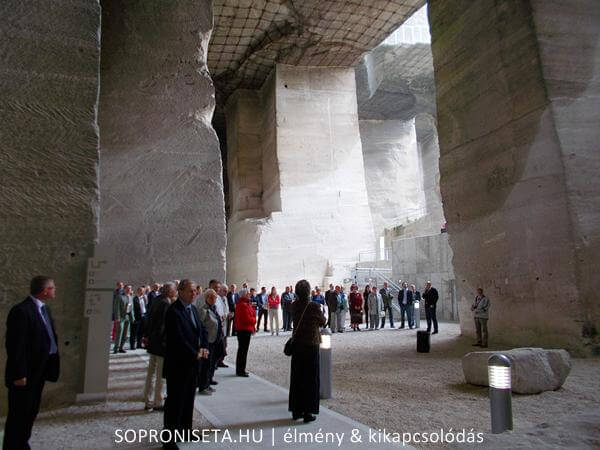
top-left (359, 119), bottom-right (426, 240)
top-left (0, 0), bottom-right (101, 413)
top-left (530, 0), bottom-right (600, 352)
top-left (429, 0), bottom-right (594, 352)
top-left (462, 348), bottom-right (571, 394)
top-left (227, 65), bottom-right (375, 288)
top-left (99, 0), bottom-right (225, 286)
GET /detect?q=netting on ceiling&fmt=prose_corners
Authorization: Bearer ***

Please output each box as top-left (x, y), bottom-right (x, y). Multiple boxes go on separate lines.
top-left (208, 0), bottom-right (425, 102)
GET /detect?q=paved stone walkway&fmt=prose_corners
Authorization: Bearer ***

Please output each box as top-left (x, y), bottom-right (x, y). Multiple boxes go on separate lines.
top-left (181, 362), bottom-right (411, 449)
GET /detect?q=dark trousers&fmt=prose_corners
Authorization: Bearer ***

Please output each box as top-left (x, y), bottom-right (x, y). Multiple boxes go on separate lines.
top-left (400, 304), bottom-right (413, 328)
top-left (226, 317), bottom-right (236, 336)
top-left (217, 335), bottom-right (227, 366)
top-left (164, 367), bottom-right (197, 444)
top-left (129, 321), bottom-right (139, 349)
top-left (364, 306), bottom-right (369, 328)
top-left (282, 310), bottom-right (292, 331)
top-left (381, 305), bottom-right (394, 328)
top-left (136, 316), bottom-right (147, 347)
top-left (198, 342), bottom-right (216, 391)
top-left (236, 331), bottom-right (251, 374)
top-left (3, 381), bottom-right (45, 450)
top-left (256, 309), bottom-right (268, 331)
top-left (426, 306), bottom-right (438, 332)
top-left (475, 317), bottom-right (488, 346)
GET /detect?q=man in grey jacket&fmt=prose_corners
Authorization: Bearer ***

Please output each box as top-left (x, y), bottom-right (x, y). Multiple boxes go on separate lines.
top-left (196, 289), bottom-right (222, 394)
top-left (379, 282), bottom-right (395, 328)
top-left (113, 285), bottom-right (133, 353)
top-left (471, 288), bottom-right (490, 348)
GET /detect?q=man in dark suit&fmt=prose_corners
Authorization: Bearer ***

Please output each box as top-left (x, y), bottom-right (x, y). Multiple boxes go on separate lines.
top-left (325, 284), bottom-right (338, 332)
top-left (147, 283), bottom-right (161, 311)
top-left (226, 284), bottom-right (238, 337)
top-left (4, 275), bottom-right (60, 450)
top-left (132, 286), bottom-right (147, 349)
top-left (398, 282), bottom-right (414, 329)
top-left (423, 281), bottom-right (439, 334)
top-left (163, 279), bottom-right (208, 449)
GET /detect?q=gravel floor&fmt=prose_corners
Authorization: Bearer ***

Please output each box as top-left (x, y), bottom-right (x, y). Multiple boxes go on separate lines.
top-left (228, 322), bottom-right (600, 449)
top-left (26, 351), bottom-right (211, 449)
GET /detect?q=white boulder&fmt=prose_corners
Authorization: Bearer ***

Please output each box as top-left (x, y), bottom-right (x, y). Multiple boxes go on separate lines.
top-left (462, 348), bottom-right (571, 394)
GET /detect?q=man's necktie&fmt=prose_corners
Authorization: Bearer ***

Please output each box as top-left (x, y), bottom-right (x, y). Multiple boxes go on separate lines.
top-left (40, 305), bottom-right (58, 354)
top-left (187, 306), bottom-right (197, 328)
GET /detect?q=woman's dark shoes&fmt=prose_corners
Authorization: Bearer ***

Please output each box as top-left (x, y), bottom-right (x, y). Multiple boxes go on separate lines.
top-left (292, 412), bottom-right (301, 420)
top-left (303, 414), bottom-right (316, 423)
top-left (236, 372), bottom-right (249, 377)
top-left (210, 380), bottom-right (218, 385)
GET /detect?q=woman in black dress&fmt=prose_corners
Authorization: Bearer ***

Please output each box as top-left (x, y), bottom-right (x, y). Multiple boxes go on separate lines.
top-left (288, 279), bottom-right (326, 423)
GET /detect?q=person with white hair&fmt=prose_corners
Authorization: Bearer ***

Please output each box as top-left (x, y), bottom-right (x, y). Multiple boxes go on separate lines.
top-left (234, 289), bottom-right (256, 377)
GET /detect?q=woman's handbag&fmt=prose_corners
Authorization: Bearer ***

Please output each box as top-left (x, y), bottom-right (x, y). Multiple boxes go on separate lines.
top-left (284, 302), bottom-right (310, 356)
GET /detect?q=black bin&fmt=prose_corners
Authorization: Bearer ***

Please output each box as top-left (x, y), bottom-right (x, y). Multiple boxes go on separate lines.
top-left (417, 330), bottom-right (430, 353)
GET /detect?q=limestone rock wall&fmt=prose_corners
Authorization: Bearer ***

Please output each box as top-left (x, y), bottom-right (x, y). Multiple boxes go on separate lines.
top-left (227, 65), bottom-right (375, 288)
top-left (99, 0), bottom-right (225, 286)
top-left (530, 0), bottom-right (600, 351)
top-left (416, 115), bottom-right (445, 233)
top-left (0, 1), bottom-right (101, 413)
top-left (392, 233), bottom-right (456, 321)
top-left (429, 0), bottom-right (589, 352)
top-left (359, 119), bottom-right (426, 240)
top-left (225, 89), bottom-right (264, 221)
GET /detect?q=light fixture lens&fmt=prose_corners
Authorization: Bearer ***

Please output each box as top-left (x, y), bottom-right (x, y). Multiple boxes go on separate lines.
top-left (488, 365), bottom-right (511, 389)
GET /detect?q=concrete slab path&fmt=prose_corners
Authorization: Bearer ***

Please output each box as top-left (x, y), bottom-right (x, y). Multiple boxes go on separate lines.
top-left (180, 362), bottom-right (412, 449)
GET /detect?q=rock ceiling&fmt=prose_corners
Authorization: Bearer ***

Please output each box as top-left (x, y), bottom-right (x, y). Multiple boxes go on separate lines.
top-left (208, 0), bottom-right (425, 103)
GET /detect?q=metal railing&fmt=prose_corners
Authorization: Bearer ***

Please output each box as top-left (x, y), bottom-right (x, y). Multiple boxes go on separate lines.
top-left (357, 247), bottom-right (392, 262)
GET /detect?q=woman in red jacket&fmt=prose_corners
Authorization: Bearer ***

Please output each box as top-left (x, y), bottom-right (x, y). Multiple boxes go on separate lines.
top-left (349, 284), bottom-right (364, 331)
top-left (267, 286), bottom-right (281, 336)
top-left (234, 289), bottom-right (257, 377)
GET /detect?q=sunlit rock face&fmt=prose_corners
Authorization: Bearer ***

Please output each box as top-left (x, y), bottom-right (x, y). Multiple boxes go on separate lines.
top-left (226, 65), bottom-right (375, 288)
top-left (355, 6), bottom-right (443, 242)
top-left (99, 0), bottom-right (225, 286)
top-left (359, 119), bottom-right (425, 240)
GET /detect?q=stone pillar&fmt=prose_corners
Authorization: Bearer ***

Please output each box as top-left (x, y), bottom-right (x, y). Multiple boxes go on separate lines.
top-left (0, 1), bottom-right (101, 413)
top-left (359, 119), bottom-right (426, 241)
top-left (99, 0), bottom-right (225, 285)
top-left (429, 0), bottom-right (600, 353)
top-left (416, 114), bottom-right (446, 234)
top-left (226, 65), bottom-right (375, 288)
top-left (530, 0), bottom-right (600, 351)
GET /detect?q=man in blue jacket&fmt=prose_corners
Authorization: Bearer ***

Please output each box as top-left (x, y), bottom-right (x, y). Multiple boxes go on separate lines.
top-left (255, 286), bottom-right (269, 332)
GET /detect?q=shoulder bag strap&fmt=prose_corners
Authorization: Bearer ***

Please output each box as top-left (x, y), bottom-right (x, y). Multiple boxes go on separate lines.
top-left (292, 302), bottom-right (311, 338)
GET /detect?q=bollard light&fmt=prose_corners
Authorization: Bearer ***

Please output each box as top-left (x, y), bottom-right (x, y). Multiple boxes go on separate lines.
top-left (414, 301), bottom-right (420, 328)
top-left (488, 353), bottom-right (513, 434)
top-left (321, 333), bottom-right (331, 349)
top-left (319, 328), bottom-right (332, 399)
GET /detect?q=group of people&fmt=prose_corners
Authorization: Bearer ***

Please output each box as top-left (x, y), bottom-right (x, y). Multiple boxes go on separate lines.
top-left (2, 274), bottom-right (492, 449)
top-left (112, 279), bottom-right (257, 449)
top-left (112, 277), bottom-right (327, 448)
top-left (343, 281), bottom-right (440, 334)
